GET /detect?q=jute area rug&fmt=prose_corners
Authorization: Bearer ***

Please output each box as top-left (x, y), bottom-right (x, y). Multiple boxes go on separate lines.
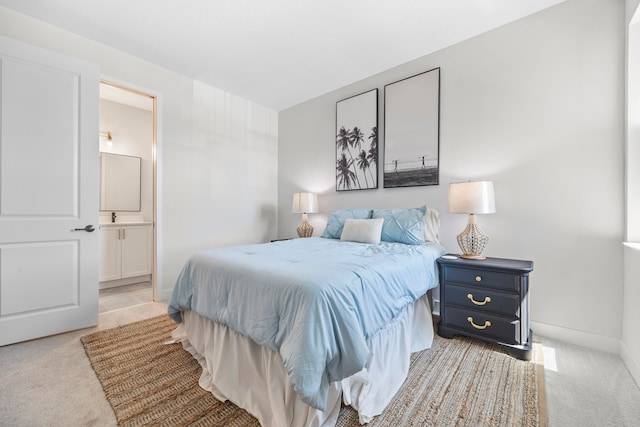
top-left (81, 315), bottom-right (546, 427)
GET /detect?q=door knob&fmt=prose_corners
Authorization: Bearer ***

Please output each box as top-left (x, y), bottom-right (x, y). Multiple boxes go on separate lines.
top-left (71, 225), bottom-right (95, 232)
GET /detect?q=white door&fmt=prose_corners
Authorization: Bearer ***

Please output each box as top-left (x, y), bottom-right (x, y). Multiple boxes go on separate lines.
top-left (0, 37), bottom-right (99, 346)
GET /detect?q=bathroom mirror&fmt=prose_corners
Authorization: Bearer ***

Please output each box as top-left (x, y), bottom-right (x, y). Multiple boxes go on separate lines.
top-left (100, 152), bottom-right (141, 212)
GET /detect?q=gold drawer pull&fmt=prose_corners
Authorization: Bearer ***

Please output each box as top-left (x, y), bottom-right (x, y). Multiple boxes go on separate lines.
top-left (467, 294), bottom-right (491, 306)
top-left (475, 275), bottom-right (482, 282)
top-left (467, 317), bottom-right (491, 330)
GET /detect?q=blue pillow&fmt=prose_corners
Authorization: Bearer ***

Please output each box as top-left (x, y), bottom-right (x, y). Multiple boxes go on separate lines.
top-left (321, 209), bottom-right (373, 239)
top-left (372, 206), bottom-right (426, 245)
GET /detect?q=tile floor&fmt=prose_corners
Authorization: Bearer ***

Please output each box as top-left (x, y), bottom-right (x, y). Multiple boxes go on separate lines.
top-left (99, 282), bottom-right (153, 313)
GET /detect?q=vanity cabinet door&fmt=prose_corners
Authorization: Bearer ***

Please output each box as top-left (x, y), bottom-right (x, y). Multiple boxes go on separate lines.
top-left (99, 227), bottom-right (122, 282)
top-left (99, 224), bottom-right (151, 282)
top-left (120, 225), bottom-right (152, 278)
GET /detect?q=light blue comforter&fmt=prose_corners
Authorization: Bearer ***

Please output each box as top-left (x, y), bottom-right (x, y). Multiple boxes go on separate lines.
top-left (168, 237), bottom-right (445, 410)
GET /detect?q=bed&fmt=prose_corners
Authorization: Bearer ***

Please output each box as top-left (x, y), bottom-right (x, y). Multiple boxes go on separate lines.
top-left (168, 207), bottom-right (445, 426)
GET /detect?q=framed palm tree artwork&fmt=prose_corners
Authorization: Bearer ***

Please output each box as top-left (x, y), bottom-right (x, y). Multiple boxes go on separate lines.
top-left (335, 88), bottom-right (378, 191)
top-left (384, 67), bottom-right (440, 188)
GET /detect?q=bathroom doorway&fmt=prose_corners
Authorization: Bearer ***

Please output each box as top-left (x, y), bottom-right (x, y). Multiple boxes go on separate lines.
top-left (98, 81), bottom-right (157, 313)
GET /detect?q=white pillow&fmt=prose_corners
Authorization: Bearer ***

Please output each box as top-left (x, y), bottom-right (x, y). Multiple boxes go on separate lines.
top-left (424, 208), bottom-right (440, 243)
top-left (340, 218), bottom-right (384, 244)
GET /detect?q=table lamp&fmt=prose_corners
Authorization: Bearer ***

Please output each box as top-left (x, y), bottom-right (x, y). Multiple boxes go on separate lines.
top-left (292, 192), bottom-right (318, 238)
top-left (448, 181), bottom-right (496, 259)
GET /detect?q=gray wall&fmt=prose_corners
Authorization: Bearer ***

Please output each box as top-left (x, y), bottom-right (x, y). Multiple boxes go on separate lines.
top-left (278, 0), bottom-right (625, 348)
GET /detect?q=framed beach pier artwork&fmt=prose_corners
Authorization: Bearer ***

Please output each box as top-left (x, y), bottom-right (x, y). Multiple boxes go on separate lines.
top-left (384, 67), bottom-right (440, 188)
top-left (335, 88), bottom-right (378, 191)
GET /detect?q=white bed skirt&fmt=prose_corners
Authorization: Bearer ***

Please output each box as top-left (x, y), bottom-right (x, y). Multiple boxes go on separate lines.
top-left (172, 294), bottom-right (434, 427)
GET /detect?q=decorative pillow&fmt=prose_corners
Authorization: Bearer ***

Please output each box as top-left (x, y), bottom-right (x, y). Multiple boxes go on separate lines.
top-left (424, 208), bottom-right (440, 243)
top-left (321, 209), bottom-right (373, 239)
top-left (340, 218), bottom-right (384, 244)
top-left (372, 206), bottom-right (427, 245)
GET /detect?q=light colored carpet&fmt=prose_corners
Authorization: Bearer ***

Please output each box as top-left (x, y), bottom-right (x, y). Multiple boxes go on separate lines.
top-left (82, 315), bottom-right (545, 426)
top-left (0, 302), bottom-right (168, 427)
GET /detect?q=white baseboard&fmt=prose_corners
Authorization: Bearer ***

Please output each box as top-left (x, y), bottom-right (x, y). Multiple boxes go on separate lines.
top-left (156, 288), bottom-right (172, 302)
top-left (620, 341), bottom-right (640, 389)
top-left (99, 275), bottom-right (152, 289)
top-left (531, 320), bottom-right (620, 354)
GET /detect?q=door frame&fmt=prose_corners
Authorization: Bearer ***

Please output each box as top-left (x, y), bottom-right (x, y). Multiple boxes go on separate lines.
top-left (99, 77), bottom-right (160, 302)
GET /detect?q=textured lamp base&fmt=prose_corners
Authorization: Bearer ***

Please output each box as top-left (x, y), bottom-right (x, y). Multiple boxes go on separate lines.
top-left (457, 214), bottom-right (489, 259)
top-left (296, 213), bottom-right (313, 238)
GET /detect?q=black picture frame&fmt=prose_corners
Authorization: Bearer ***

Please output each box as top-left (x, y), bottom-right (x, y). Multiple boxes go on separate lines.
top-left (383, 67), bottom-right (440, 188)
top-left (335, 88), bottom-right (378, 191)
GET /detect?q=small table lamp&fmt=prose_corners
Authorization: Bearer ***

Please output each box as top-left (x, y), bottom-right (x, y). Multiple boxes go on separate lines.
top-left (292, 192), bottom-right (318, 238)
top-left (448, 181), bottom-right (496, 259)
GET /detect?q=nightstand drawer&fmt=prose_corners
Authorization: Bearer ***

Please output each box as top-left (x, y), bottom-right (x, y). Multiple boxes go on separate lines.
top-left (443, 306), bottom-right (520, 345)
top-left (445, 284), bottom-right (520, 317)
top-left (443, 267), bottom-right (520, 292)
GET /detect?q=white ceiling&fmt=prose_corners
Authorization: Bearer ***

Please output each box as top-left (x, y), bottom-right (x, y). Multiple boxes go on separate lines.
top-left (0, 0), bottom-right (567, 111)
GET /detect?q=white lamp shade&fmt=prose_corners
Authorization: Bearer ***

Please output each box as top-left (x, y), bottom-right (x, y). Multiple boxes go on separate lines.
top-left (448, 181), bottom-right (496, 214)
top-left (292, 192), bottom-right (318, 214)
